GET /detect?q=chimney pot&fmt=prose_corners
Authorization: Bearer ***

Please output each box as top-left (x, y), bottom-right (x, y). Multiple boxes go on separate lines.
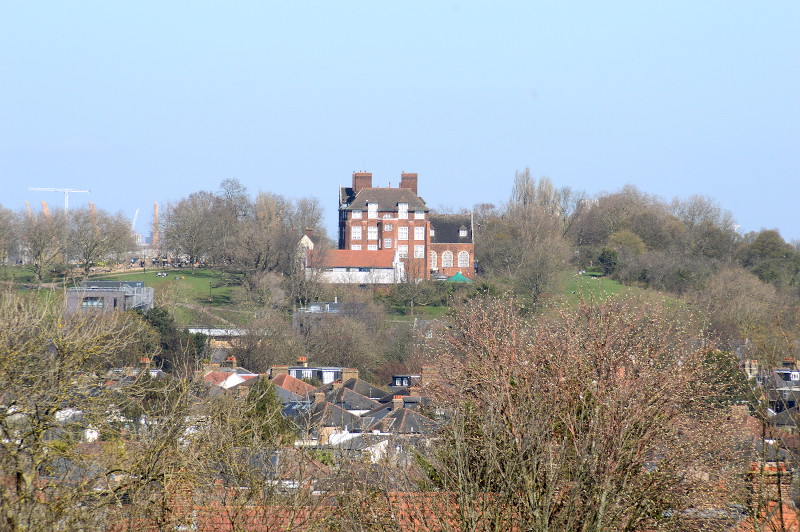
top-left (392, 395), bottom-right (404, 410)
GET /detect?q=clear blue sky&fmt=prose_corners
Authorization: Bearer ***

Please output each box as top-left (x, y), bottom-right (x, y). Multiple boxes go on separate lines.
top-left (2, 2), bottom-right (798, 241)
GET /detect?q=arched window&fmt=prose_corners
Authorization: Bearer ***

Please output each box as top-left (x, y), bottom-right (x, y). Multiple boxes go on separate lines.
top-left (442, 251), bottom-right (453, 268)
top-left (430, 251), bottom-right (438, 269)
top-left (458, 251), bottom-right (469, 268)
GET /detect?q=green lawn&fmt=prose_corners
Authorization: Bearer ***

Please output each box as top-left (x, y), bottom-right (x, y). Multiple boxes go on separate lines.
top-left (92, 268), bottom-right (247, 328)
top-left (558, 270), bottom-right (634, 305)
top-left (94, 268), bottom-right (239, 307)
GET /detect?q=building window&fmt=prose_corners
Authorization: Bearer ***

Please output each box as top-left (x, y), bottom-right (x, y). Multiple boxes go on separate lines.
top-left (368, 203), bottom-right (378, 219)
top-left (367, 226), bottom-right (378, 240)
top-left (414, 210), bottom-right (425, 220)
top-left (384, 238), bottom-right (392, 249)
top-left (351, 226), bottom-right (362, 240)
top-left (351, 244), bottom-right (361, 250)
top-left (397, 245), bottom-right (408, 258)
top-left (352, 210), bottom-right (362, 219)
top-left (458, 251), bottom-right (470, 268)
top-left (398, 227), bottom-right (408, 240)
top-left (383, 213), bottom-right (392, 219)
top-left (430, 251), bottom-right (437, 269)
top-left (398, 203), bottom-right (408, 219)
top-left (81, 297), bottom-right (104, 309)
top-left (414, 226), bottom-right (425, 240)
top-left (384, 224), bottom-right (393, 232)
top-left (459, 226), bottom-right (468, 238)
top-left (367, 244), bottom-right (378, 250)
top-left (414, 245), bottom-right (425, 258)
top-left (442, 251), bottom-right (453, 268)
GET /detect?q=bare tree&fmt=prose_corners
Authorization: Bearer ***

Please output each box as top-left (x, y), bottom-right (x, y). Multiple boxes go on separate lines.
top-left (0, 293), bottom-right (155, 530)
top-left (18, 206), bottom-right (66, 283)
top-left (0, 206), bottom-right (17, 266)
top-left (420, 295), bottom-right (747, 531)
top-left (68, 204), bottom-right (136, 274)
top-left (164, 191), bottom-right (217, 268)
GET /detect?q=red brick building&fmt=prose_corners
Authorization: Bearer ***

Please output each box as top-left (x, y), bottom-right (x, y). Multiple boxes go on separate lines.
top-left (318, 171), bottom-right (475, 282)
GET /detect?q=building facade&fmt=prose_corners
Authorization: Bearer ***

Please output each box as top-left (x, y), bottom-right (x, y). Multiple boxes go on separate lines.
top-left (332, 171), bottom-right (474, 281)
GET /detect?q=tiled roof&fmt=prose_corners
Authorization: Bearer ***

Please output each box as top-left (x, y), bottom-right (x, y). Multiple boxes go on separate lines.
top-left (341, 187), bottom-right (428, 212)
top-left (310, 249), bottom-right (396, 269)
top-left (429, 213), bottom-right (473, 244)
top-left (272, 373), bottom-right (317, 396)
top-left (309, 402), bottom-right (362, 429)
top-left (324, 387), bottom-right (380, 411)
top-left (343, 377), bottom-right (387, 399)
top-left (366, 408), bottom-right (436, 434)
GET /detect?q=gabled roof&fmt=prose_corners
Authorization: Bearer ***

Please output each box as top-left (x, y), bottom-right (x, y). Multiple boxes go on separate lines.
top-left (272, 373), bottom-right (317, 396)
top-left (340, 187), bottom-right (428, 212)
top-left (309, 249), bottom-right (396, 269)
top-left (365, 408), bottom-right (436, 434)
top-left (309, 401), bottom-right (362, 429)
top-left (447, 272), bottom-right (473, 283)
top-left (343, 378), bottom-right (387, 400)
top-left (429, 213), bottom-right (473, 243)
top-left (323, 387), bottom-right (380, 412)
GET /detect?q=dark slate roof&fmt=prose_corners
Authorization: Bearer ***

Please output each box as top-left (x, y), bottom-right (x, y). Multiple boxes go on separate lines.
top-left (273, 386), bottom-right (302, 405)
top-left (324, 387), bottom-right (380, 412)
top-left (340, 187), bottom-right (428, 212)
top-left (365, 408), bottom-right (436, 434)
top-left (343, 378), bottom-right (387, 400)
top-left (309, 401), bottom-right (362, 429)
top-left (429, 214), bottom-right (473, 244)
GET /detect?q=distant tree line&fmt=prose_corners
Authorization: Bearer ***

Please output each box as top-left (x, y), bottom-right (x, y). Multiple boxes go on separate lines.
top-left (473, 168), bottom-right (800, 367)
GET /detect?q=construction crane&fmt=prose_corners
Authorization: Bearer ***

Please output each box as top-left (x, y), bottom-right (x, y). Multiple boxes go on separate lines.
top-left (28, 187), bottom-right (90, 212)
top-left (131, 208), bottom-right (139, 232)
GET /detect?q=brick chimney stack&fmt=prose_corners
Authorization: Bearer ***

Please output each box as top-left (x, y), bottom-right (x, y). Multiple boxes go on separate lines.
top-left (392, 395), bottom-right (404, 411)
top-left (399, 172), bottom-right (418, 195)
top-left (352, 172), bottom-right (373, 194)
top-left (400, 172), bottom-right (417, 194)
top-left (341, 368), bottom-right (359, 383)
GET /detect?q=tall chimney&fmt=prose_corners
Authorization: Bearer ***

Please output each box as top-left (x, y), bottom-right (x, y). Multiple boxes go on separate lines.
top-left (392, 395), bottom-right (404, 411)
top-left (341, 368), bottom-right (359, 383)
top-left (352, 172), bottom-right (373, 194)
top-left (270, 365), bottom-right (289, 378)
top-left (400, 172), bottom-right (418, 195)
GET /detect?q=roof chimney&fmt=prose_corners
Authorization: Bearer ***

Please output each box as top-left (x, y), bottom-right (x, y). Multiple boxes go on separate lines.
top-left (392, 395), bottom-right (404, 411)
top-left (314, 392), bottom-right (326, 405)
top-left (352, 171), bottom-right (373, 194)
top-left (297, 356), bottom-right (308, 368)
top-left (400, 172), bottom-right (418, 195)
top-left (226, 356), bottom-right (237, 370)
top-left (341, 368), bottom-right (359, 383)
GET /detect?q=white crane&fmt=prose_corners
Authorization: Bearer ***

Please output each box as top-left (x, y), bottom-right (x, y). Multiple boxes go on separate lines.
top-left (28, 187), bottom-right (90, 212)
top-left (131, 208), bottom-right (139, 231)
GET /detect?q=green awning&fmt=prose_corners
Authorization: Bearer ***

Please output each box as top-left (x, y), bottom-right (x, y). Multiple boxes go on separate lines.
top-left (446, 272), bottom-right (473, 283)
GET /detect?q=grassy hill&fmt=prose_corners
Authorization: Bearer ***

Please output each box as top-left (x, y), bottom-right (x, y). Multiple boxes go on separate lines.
top-left (6, 265), bottom-right (655, 329)
top-left (557, 270), bottom-right (636, 305)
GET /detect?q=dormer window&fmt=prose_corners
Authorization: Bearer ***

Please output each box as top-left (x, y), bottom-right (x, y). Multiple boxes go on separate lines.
top-left (398, 203), bottom-right (408, 219)
top-left (459, 226), bottom-right (468, 238)
top-left (368, 203), bottom-right (378, 219)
